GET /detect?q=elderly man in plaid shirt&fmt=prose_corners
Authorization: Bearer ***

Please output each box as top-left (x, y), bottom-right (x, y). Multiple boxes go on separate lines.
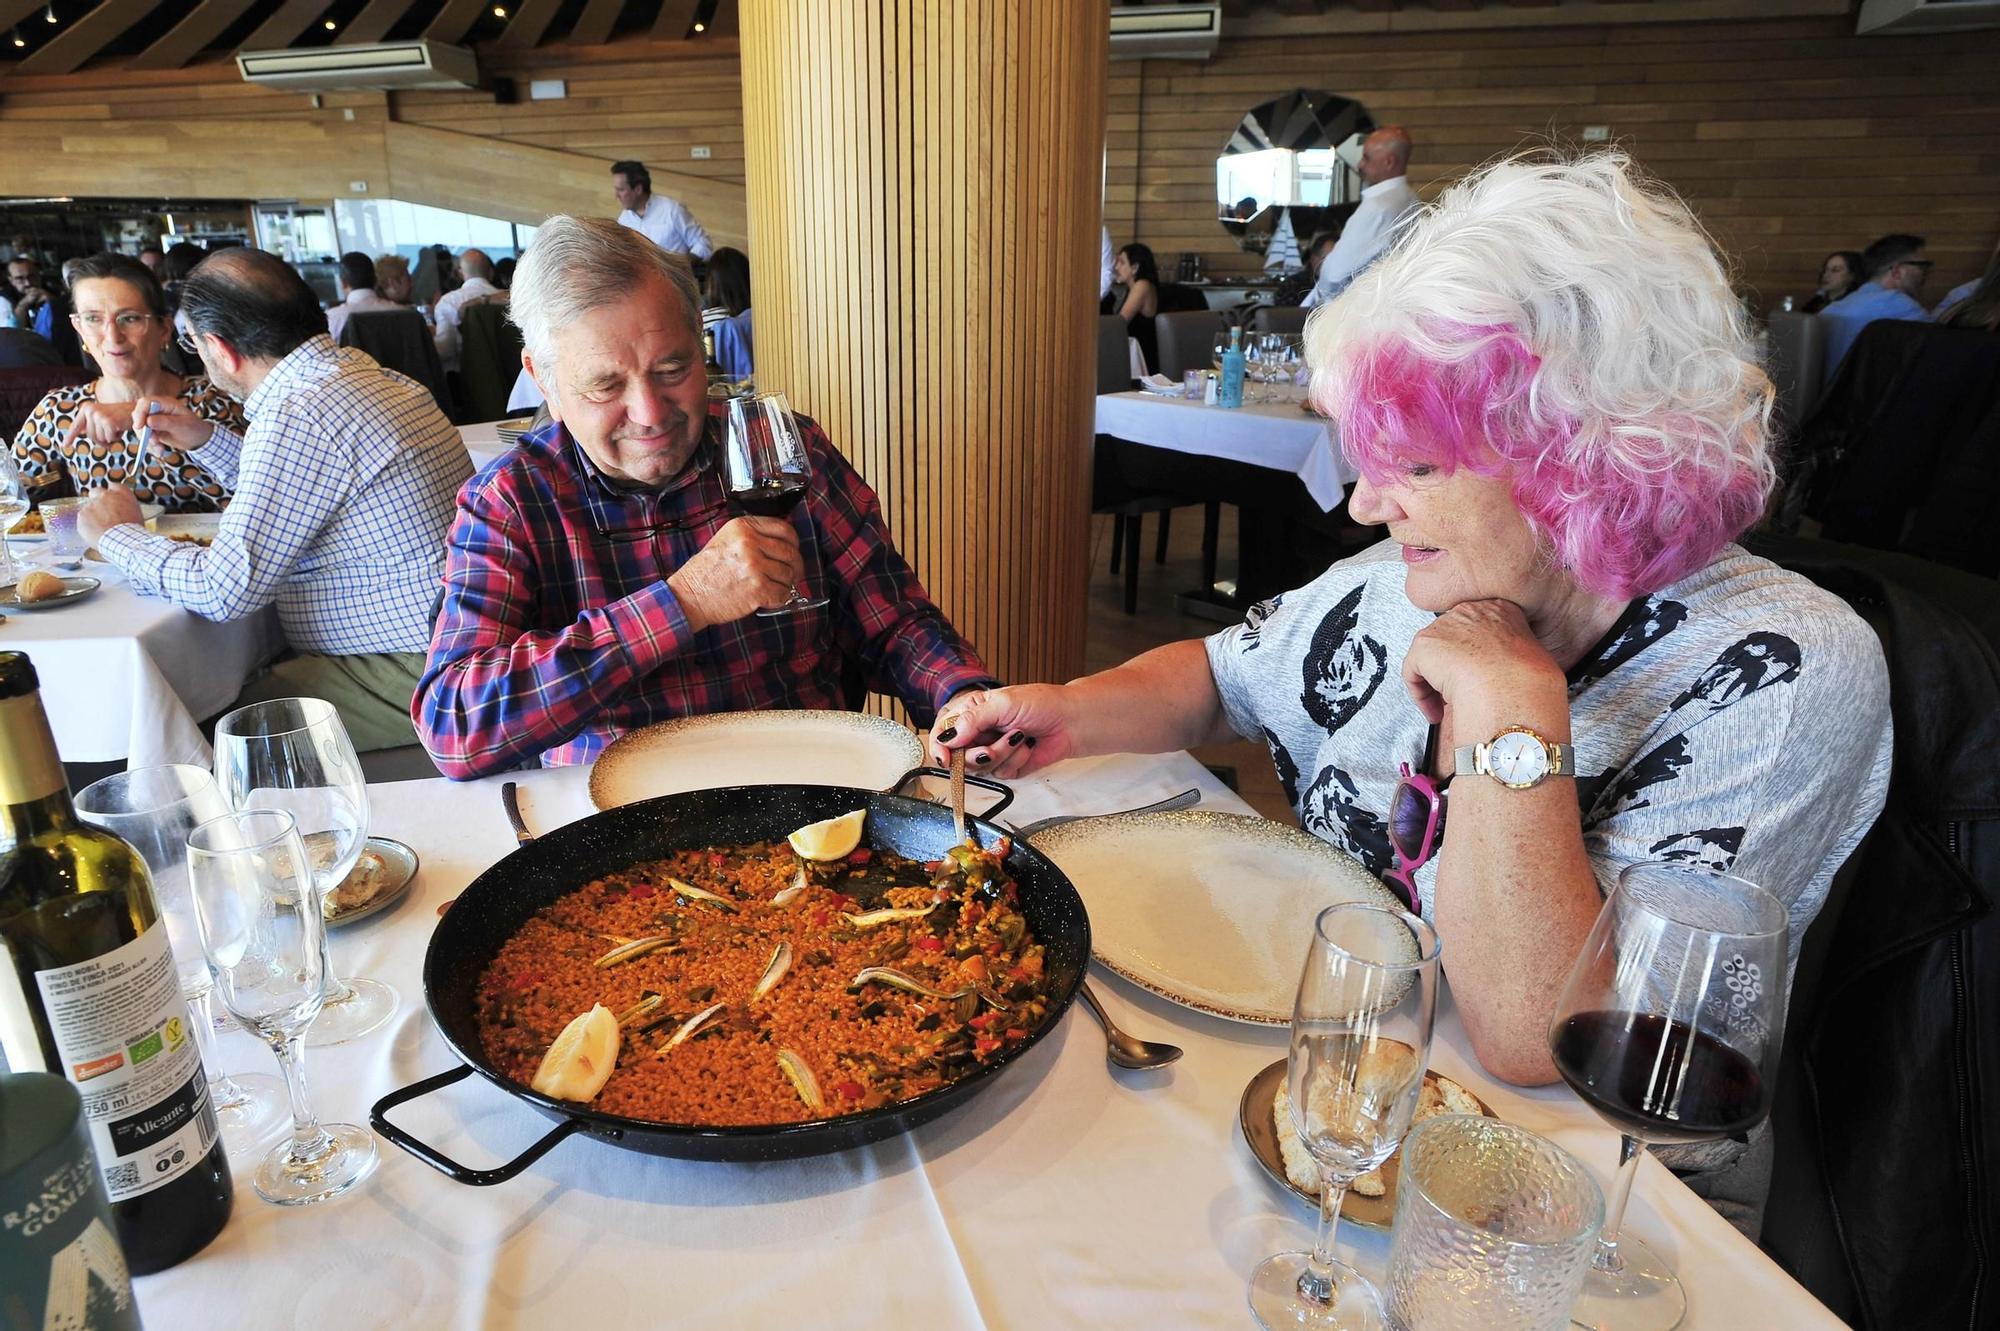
top-left (78, 247), bottom-right (472, 750)
top-left (414, 217), bottom-right (998, 780)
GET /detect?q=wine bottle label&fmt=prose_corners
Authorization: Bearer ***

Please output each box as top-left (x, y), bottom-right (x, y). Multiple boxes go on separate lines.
top-left (29, 922), bottom-right (218, 1203)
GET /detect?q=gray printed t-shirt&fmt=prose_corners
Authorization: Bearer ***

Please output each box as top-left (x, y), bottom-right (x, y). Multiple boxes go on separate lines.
top-left (1204, 539), bottom-right (1893, 1001)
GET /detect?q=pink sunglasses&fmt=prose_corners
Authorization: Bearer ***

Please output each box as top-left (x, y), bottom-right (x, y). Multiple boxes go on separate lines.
top-left (1383, 726), bottom-right (1449, 915)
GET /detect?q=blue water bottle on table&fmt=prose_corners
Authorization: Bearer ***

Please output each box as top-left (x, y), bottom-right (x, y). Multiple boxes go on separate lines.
top-left (1218, 326), bottom-right (1246, 409)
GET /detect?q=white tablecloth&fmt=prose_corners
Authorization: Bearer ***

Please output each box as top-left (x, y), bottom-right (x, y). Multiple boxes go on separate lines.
top-left (0, 546), bottom-right (280, 766)
top-left (458, 420), bottom-right (514, 474)
top-left (1094, 388), bottom-right (1356, 512)
top-left (129, 749), bottom-right (1839, 1329)
top-left (1128, 336), bottom-right (1149, 380)
top-left (507, 367), bottom-right (544, 413)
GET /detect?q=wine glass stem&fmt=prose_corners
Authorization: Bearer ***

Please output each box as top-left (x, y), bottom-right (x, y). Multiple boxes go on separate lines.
top-left (1302, 1174), bottom-right (1353, 1305)
top-left (185, 986), bottom-right (235, 1099)
top-left (1594, 1133), bottom-right (1649, 1275)
top-left (270, 1034), bottom-right (334, 1167)
top-left (316, 921), bottom-right (358, 1004)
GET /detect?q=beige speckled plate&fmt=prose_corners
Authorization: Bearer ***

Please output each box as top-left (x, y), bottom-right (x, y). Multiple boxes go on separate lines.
top-left (1238, 1056), bottom-right (1496, 1231)
top-left (588, 710), bottom-right (924, 809)
top-left (1030, 810), bottom-right (1403, 1024)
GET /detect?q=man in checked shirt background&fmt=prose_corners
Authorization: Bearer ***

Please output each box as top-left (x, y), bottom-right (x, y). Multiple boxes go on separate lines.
top-left (78, 247), bottom-right (472, 751)
top-left (414, 217), bottom-right (999, 780)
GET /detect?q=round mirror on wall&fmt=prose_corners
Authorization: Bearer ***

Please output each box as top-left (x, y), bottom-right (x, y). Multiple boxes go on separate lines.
top-left (1216, 90), bottom-right (1375, 257)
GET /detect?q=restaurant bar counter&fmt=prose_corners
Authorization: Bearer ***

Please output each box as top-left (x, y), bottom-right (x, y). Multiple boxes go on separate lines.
top-left (131, 755), bottom-right (1844, 1330)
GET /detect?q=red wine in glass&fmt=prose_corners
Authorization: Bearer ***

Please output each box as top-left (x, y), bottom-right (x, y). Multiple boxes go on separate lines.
top-left (730, 477), bottom-right (808, 518)
top-left (721, 391), bottom-right (827, 614)
top-left (1551, 1010), bottom-right (1768, 1146)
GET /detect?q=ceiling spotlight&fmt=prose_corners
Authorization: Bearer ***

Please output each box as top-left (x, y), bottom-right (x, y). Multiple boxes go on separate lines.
top-left (491, 4), bottom-right (505, 15)
top-left (692, 20), bottom-right (704, 31)
top-left (322, 17), bottom-right (335, 27)
top-left (10, 26), bottom-right (24, 45)
top-left (44, 4), bottom-right (56, 22)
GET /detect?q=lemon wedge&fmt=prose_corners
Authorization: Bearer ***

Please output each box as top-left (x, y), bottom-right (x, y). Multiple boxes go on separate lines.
top-left (787, 809), bottom-right (867, 862)
top-left (530, 1004), bottom-right (621, 1102)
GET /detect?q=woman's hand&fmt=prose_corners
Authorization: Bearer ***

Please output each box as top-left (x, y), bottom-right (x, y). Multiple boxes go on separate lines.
top-left (60, 400), bottom-right (138, 450)
top-left (926, 685), bottom-right (1086, 778)
top-left (1400, 599), bottom-right (1567, 726)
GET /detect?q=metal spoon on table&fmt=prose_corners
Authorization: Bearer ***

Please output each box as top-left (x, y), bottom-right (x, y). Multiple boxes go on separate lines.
top-left (1076, 981), bottom-right (1183, 1070)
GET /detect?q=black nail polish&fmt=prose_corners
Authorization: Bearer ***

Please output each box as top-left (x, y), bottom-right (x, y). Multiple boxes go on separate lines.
top-left (1024, 737), bottom-right (1037, 749)
top-left (1006, 730), bottom-right (1024, 746)
top-left (936, 727), bottom-right (957, 743)
top-left (973, 752), bottom-right (991, 765)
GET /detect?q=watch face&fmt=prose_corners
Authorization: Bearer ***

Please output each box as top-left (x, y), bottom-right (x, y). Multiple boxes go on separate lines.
top-left (1487, 730), bottom-right (1550, 786)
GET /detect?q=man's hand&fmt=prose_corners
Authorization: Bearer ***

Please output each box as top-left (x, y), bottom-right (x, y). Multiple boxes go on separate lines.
top-left (77, 488), bottom-right (145, 548)
top-left (97, 395), bottom-right (216, 456)
top-left (666, 517), bottom-right (801, 632)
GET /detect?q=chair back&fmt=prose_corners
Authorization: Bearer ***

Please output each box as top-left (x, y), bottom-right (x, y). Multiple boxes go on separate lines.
top-left (1247, 305), bottom-right (1310, 338)
top-left (1154, 310), bottom-right (1227, 381)
top-left (0, 364), bottom-right (91, 443)
top-left (1765, 311), bottom-right (1827, 437)
top-left (339, 308), bottom-right (454, 419)
top-left (1154, 283), bottom-right (1211, 313)
top-left (1097, 314), bottom-right (1134, 394)
top-left (457, 301), bottom-right (524, 424)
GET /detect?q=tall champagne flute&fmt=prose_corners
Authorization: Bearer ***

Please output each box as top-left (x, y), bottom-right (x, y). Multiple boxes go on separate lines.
top-left (1250, 902), bottom-right (1443, 1331)
top-left (1549, 863), bottom-right (1788, 1331)
top-left (213, 697), bottom-right (397, 1045)
top-left (721, 391), bottom-right (827, 615)
top-left (187, 810), bottom-right (378, 1205)
top-left (75, 765), bottom-right (288, 1146)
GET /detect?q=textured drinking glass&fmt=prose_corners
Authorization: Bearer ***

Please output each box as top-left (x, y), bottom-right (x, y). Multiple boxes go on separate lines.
top-left (40, 496), bottom-right (86, 560)
top-left (1386, 1115), bottom-right (1605, 1331)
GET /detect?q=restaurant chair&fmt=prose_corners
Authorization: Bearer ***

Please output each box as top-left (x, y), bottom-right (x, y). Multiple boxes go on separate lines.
top-left (1764, 310), bottom-right (1827, 441)
top-left (0, 364), bottom-right (90, 443)
top-left (1154, 310), bottom-right (1226, 382)
top-left (457, 300), bottom-right (524, 425)
top-left (339, 308), bottom-right (455, 421)
top-left (1247, 305), bottom-right (1310, 339)
top-left (1747, 533), bottom-right (2000, 1331)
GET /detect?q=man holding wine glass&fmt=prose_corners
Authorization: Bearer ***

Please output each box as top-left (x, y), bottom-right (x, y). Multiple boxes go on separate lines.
top-left (416, 216), bottom-right (999, 779)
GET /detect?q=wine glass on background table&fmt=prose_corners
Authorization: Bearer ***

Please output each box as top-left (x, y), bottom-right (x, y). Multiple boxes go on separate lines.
top-left (187, 809), bottom-right (378, 1205)
top-left (722, 390), bottom-right (828, 615)
top-left (213, 697), bottom-right (397, 1045)
top-left (0, 453), bottom-right (28, 586)
top-left (1549, 862), bottom-right (1788, 1331)
top-left (75, 765), bottom-right (289, 1148)
top-left (1250, 902), bottom-right (1443, 1331)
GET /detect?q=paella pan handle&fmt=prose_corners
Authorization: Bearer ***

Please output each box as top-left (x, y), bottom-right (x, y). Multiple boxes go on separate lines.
top-left (370, 1065), bottom-right (587, 1187)
top-left (889, 766), bottom-right (1015, 823)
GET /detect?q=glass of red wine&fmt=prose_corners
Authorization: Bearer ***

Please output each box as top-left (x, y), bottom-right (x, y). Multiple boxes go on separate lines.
top-left (721, 390), bottom-right (827, 615)
top-left (1548, 862), bottom-right (1788, 1331)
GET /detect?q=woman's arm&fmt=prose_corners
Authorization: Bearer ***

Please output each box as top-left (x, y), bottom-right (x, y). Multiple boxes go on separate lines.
top-left (1117, 279), bottom-right (1153, 323)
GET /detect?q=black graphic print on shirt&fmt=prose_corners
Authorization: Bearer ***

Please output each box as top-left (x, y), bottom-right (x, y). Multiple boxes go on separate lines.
top-left (1648, 826), bottom-right (1746, 871)
top-left (1670, 633), bottom-right (1802, 715)
top-left (1568, 597), bottom-right (1690, 696)
top-left (1300, 583), bottom-right (1388, 734)
top-left (1239, 594), bottom-right (1284, 654)
top-left (1263, 726), bottom-right (1303, 809)
top-left (1587, 733), bottom-right (1694, 818)
top-left (1301, 763), bottom-right (1393, 877)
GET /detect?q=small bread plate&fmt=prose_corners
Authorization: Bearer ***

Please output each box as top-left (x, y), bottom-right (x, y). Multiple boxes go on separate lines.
top-left (0, 576), bottom-right (101, 612)
top-left (1239, 1056), bottom-right (1497, 1231)
top-left (323, 837), bottom-right (420, 926)
top-left (588, 709), bottom-right (924, 810)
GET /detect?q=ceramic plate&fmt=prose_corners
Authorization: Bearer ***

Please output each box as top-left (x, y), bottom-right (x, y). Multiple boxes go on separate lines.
top-left (1030, 810), bottom-right (1403, 1024)
top-left (1238, 1056), bottom-right (1495, 1231)
top-left (588, 710), bottom-right (924, 810)
top-left (152, 514), bottom-right (222, 544)
top-left (323, 836), bottom-right (419, 926)
top-left (0, 576), bottom-right (101, 611)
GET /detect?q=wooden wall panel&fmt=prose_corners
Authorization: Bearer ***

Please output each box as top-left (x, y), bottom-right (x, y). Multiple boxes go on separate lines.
top-left (1108, 14), bottom-right (2000, 301)
top-left (742, 0), bottom-right (1105, 697)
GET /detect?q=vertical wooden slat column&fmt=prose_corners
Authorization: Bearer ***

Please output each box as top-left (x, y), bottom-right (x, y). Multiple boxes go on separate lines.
top-left (740, 0), bottom-right (1107, 699)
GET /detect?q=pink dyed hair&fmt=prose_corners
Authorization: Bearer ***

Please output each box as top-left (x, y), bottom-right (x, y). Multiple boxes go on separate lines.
top-left (1308, 152), bottom-right (1777, 601)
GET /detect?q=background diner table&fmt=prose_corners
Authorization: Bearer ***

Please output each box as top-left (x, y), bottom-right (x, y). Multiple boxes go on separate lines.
top-left (1094, 384), bottom-right (1353, 514)
top-left (131, 747), bottom-right (1840, 1330)
top-left (0, 541), bottom-right (280, 767)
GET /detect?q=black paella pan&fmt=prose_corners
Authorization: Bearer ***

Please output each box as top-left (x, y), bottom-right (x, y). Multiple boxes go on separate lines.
top-left (371, 770), bottom-right (1090, 1184)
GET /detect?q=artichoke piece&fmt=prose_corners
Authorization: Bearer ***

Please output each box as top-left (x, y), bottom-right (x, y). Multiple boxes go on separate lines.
top-left (752, 941), bottom-right (793, 1001)
top-left (841, 903), bottom-right (939, 930)
top-left (667, 876), bottom-right (738, 913)
top-left (777, 1049), bottom-right (824, 1113)
top-left (594, 936), bottom-right (675, 968)
top-left (654, 1001), bottom-right (727, 1055)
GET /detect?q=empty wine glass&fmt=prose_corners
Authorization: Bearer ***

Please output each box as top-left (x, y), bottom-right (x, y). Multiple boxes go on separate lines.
top-left (1549, 863), bottom-right (1788, 1331)
top-left (213, 697), bottom-right (396, 1045)
top-left (721, 390), bottom-right (827, 615)
top-left (187, 809), bottom-right (378, 1205)
top-left (75, 765), bottom-right (288, 1147)
top-left (0, 453), bottom-right (29, 586)
top-left (1250, 902), bottom-right (1443, 1331)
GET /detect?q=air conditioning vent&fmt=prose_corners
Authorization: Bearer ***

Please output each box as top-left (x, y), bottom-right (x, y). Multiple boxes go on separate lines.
top-left (236, 39), bottom-right (480, 91)
top-left (1110, 4), bottom-right (1221, 61)
top-left (1858, 0), bottom-right (2000, 33)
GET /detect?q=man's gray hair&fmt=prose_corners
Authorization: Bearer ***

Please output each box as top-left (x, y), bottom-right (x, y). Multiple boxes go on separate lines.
top-left (509, 215), bottom-right (702, 382)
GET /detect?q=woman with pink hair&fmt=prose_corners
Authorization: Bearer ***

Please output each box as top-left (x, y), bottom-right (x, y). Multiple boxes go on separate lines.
top-left (930, 153), bottom-right (1890, 1201)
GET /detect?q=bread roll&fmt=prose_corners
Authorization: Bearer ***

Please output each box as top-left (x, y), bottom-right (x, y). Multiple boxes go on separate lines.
top-left (16, 570), bottom-right (65, 602)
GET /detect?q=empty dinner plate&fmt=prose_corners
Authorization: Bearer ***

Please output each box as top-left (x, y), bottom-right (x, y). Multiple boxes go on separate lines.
top-left (1030, 810), bottom-right (1405, 1024)
top-left (588, 710), bottom-right (925, 809)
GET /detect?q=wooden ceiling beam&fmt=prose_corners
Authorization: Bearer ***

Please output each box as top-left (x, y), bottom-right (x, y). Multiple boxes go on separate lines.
top-left (127, 0), bottom-right (256, 69)
top-left (490, 0), bottom-right (563, 48)
top-left (338, 0), bottom-right (421, 44)
top-left (650, 0), bottom-right (696, 38)
top-left (424, 0), bottom-right (486, 42)
top-left (240, 0), bottom-right (338, 50)
top-left (565, 0), bottom-right (623, 44)
top-left (0, 0), bottom-right (51, 32)
top-left (706, 0), bottom-right (735, 35)
top-left (14, 0), bottom-right (161, 75)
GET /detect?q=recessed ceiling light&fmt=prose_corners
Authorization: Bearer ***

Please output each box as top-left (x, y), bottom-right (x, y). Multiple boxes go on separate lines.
top-left (491, 4), bottom-right (505, 15)
top-left (44, 4), bottom-right (56, 22)
top-left (692, 21), bottom-right (704, 31)
top-left (322, 17), bottom-right (336, 27)
top-left (11, 27), bottom-right (24, 44)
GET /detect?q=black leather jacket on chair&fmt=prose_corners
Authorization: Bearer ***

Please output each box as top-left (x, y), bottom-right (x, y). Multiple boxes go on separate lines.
top-left (1749, 534), bottom-right (2000, 1331)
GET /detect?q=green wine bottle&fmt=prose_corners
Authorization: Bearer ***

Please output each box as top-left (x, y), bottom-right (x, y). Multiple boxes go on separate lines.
top-left (0, 651), bottom-right (232, 1276)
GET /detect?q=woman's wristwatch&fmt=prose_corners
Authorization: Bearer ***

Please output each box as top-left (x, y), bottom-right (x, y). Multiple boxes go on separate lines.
top-left (1453, 725), bottom-right (1575, 790)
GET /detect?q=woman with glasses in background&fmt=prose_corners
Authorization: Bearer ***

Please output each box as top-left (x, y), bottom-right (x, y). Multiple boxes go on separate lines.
top-left (9, 251), bottom-right (244, 512)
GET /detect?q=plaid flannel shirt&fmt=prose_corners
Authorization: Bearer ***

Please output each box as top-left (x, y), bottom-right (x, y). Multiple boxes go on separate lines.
top-left (415, 408), bottom-right (999, 779)
top-left (99, 335), bottom-right (470, 654)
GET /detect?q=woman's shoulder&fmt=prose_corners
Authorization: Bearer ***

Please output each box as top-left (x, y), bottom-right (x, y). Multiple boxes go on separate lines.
top-left (1216, 541), bottom-right (1425, 655)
